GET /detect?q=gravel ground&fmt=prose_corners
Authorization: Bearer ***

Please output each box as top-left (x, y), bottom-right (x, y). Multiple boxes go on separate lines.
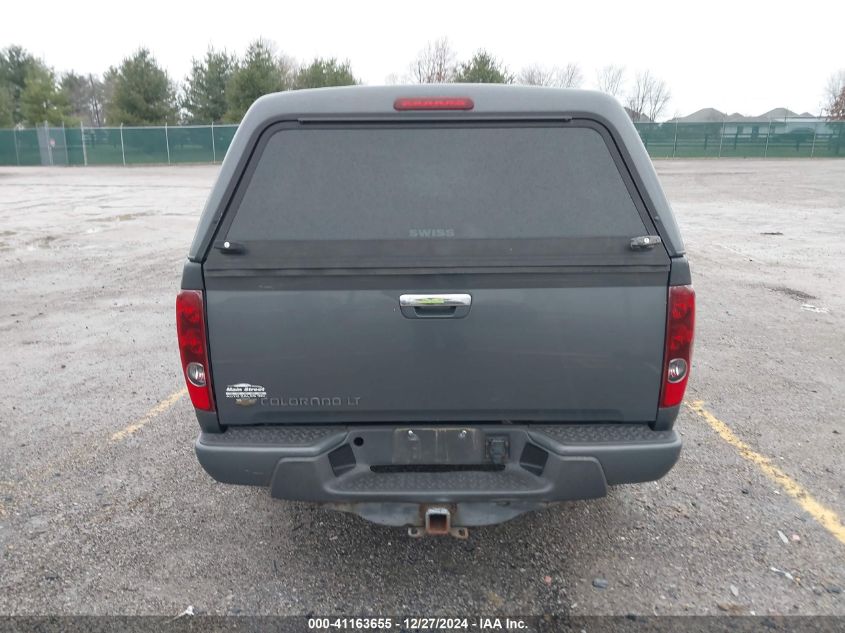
top-left (0, 160), bottom-right (843, 616)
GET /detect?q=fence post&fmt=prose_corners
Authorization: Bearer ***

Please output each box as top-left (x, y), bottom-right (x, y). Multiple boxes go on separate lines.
top-left (764, 119), bottom-right (772, 158)
top-left (120, 123), bottom-right (126, 166)
top-left (62, 121), bottom-right (69, 165)
top-left (45, 121), bottom-right (53, 166)
top-left (810, 120), bottom-right (818, 158)
top-left (164, 122), bottom-right (171, 165)
top-left (672, 120), bottom-right (678, 158)
top-left (211, 121), bottom-right (216, 163)
top-left (718, 118), bottom-right (725, 157)
top-left (12, 127), bottom-right (19, 166)
top-left (81, 122), bottom-right (88, 166)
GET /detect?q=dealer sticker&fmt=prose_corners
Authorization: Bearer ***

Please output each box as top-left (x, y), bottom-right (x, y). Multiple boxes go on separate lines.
top-left (225, 383), bottom-right (267, 399)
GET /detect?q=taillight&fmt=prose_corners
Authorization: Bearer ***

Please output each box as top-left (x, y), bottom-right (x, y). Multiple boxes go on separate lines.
top-left (176, 290), bottom-right (214, 411)
top-left (393, 97), bottom-right (474, 111)
top-left (660, 285), bottom-right (695, 408)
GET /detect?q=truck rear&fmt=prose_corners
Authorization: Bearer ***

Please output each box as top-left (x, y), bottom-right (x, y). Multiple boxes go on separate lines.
top-left (178, 86), bottom-right (694, 534)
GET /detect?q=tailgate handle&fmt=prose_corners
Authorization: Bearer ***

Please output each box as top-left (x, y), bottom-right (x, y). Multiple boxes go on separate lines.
top-left (400, 294), bottom-right (472, 307)
top-left (399, 294), bottom-right (472, 319)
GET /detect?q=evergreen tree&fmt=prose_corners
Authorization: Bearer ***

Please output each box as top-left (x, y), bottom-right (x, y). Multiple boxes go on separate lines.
top-left (0, 45), bottom-right (40, 124)
top-left (293, 58), bottom-right (357, 90)
top-left (21, 64), bottom-right (71, 125)
top-left (454, 50), bottom-right (512, 84)
top-left (225, 40), bottom-right (289, 122)
top-left (181, 48), bottom-right (235, 123)
top-left (104, 48), bottom-right (178, 125)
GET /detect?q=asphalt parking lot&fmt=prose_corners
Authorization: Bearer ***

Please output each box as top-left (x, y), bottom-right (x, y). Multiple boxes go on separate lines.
top-left (0, 160), bottom-right (843, 616)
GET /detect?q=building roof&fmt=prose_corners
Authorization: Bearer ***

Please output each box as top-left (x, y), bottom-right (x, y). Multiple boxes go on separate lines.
top-left (673, 106), bottom-right (814, 123)
top-left (674, 107), bottom-right (727, 123)
top-left (623, 107), bottom-right (653, 123)
top-left (758, 107), bottom-right (799, 119)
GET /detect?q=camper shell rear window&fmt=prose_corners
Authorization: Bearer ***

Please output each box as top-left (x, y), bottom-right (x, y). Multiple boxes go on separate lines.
top-left (210, 121), bottom-right (662, 268)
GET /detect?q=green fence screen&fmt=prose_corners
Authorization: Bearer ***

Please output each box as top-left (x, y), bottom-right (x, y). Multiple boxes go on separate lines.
top-left (0, 124), bottom-right (239, 166)
top-left (0, 121), bottom-right (843, 166)
top-left (634, 120), bottom-right (844, 159)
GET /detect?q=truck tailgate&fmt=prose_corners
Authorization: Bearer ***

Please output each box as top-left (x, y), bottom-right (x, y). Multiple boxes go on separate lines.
top-left (205, 271), bottom-right (667, 424)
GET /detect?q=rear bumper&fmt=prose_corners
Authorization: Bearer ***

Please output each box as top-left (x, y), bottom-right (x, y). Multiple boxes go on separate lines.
top-left (195, 424), bottom-right (681, 503)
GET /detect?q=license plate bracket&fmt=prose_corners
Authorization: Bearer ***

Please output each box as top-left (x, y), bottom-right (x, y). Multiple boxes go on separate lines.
top-left (392, 427), bottom-right (485, 464)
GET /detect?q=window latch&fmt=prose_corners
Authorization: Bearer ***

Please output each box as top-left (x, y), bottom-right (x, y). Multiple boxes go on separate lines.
top-left (629, 235), bottom-right (662, 251)
top-left (214, 240), bottom-right (246, 255)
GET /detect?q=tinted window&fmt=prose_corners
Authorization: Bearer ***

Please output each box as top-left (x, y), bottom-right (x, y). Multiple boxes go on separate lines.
top-left (226, 126), bottom-right (646, 242)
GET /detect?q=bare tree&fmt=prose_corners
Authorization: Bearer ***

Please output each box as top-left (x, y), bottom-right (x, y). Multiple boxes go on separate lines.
top-left (517, 63), bottom-right (582, 88)
top-left (383, 72), bottom-right (403, 85)
top-left (625, 72), bottom-right (649, 121)
top-left (278, 54), bottom-right (299, 91)
top-left (88, 74), bottom-right (104, 126)
top-left (555, 63), bottom-right (583, 88)
top-left (596, 64), bottom-right (625, 97)
top-left (517, 64), bottom-right (556, 87)
top-left (823, 69), bottom-right (845, 114)
top-left (830, 86), bottom-right (845, 120)
top-left (626, 70), bottom-right (671, 121)
top-left (411, 37), bottom-right (456, 83)
top-left (645, 76), bottom-right (671, 121)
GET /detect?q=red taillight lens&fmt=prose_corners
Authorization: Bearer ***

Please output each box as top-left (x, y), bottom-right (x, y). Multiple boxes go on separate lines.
top-left (660, 285), bottom-right (695, 408)
top-left (176, 290), bottom-right (214, 411)
top-left (393, 97), bottom-right (474, 111)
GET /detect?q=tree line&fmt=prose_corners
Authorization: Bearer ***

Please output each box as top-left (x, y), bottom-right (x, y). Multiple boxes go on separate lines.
top-left (0, 38), bottom-right (671, 127)
top-left (0, 40), bottom-right (357, 127)
top-left (1, 37), bottom-right (843, 128)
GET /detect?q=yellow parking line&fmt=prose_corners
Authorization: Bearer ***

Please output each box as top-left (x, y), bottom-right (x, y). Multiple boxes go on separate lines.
top-left (111, 388), bottom-right (187, 442)
top-left (686, 400), bottom-right (845, 546)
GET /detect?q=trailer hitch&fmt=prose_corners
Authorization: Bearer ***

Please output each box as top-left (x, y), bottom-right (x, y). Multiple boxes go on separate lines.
top-left (407, 506), bottom-right (468, 539)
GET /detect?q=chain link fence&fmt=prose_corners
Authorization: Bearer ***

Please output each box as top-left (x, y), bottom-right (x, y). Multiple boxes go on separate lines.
top-left (0, 123), bottom-right (238, 166)
top-left (635, 119), bottom-right (844, 158)
top-left (0, 120), bottom-right (843, 166)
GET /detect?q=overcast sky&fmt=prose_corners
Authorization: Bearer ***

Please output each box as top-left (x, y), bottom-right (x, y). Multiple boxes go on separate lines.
top-left (3, 0), bottom-right (843, 118)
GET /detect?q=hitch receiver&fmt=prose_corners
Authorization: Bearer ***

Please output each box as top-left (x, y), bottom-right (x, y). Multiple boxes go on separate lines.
top-left (407, 507), bottom-right (469, 539)
top-left (425, 507), bottom-right (451, 535)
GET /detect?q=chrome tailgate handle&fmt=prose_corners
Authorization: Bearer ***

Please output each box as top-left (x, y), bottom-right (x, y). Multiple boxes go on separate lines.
top-left (399, 294), bottom-right (472, 319)
top-left (400, 294), bottom-right (472, 307)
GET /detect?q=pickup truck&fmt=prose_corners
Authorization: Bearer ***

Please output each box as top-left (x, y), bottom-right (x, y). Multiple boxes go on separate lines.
top-left (177, 85), bottom-right (694, 536)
